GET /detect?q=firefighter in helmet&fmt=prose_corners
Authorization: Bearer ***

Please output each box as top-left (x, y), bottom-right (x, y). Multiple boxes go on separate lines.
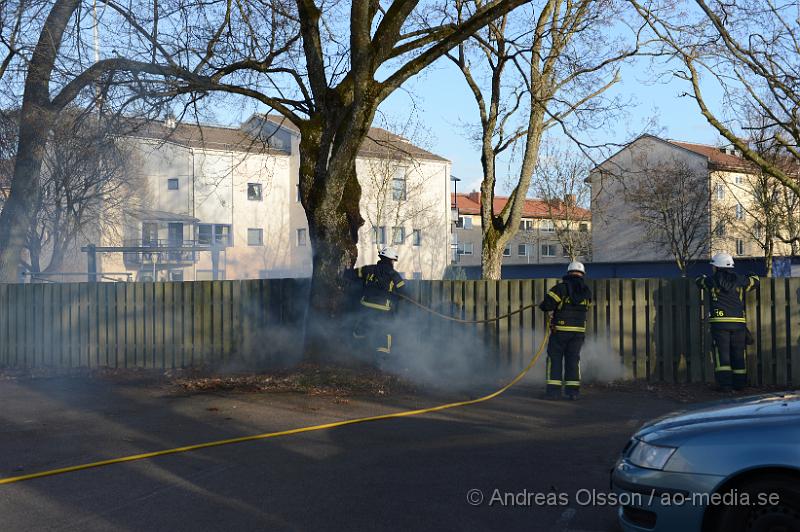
top-left (539, 261), bottom-right (592, 400)
top-left (347, 247), bottom-right (405, 356)
top-left (696, 252), bottom-right (759, 391)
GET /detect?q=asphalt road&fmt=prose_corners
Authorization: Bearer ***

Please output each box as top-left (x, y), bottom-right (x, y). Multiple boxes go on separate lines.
top-left (0, 376), bottom-right (690, 532)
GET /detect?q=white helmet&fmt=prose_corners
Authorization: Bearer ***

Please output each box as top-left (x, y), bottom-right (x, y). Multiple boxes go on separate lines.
top-left (567, 261), bottom-right (585, 274)
top-left (378, 246), bottom-right (399, 261)
top-left (710, 252), bottom-right (734, 268)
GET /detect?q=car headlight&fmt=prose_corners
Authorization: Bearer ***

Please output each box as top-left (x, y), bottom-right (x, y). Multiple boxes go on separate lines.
top-left (627, 440), bottom-right (677, 470)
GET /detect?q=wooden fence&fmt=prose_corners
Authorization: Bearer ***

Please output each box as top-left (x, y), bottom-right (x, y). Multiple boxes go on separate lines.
top-left (1, 278), bottom-right (799, 385)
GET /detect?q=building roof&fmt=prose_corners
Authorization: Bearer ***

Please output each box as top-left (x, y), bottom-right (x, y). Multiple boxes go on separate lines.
top-left (666, 140), bottom-right (750, 172)
top-left (127, 119), bottom-right (289, 154)
top-left (589, 134), bottom-right (755, 178)
top-left (262, 114), bottom-right (448, 162)
top-left (452, 192), bottom-right (590, 221)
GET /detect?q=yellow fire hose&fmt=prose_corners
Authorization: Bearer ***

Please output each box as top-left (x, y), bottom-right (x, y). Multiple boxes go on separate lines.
top-left (0, 298), bottom-right (549, 486)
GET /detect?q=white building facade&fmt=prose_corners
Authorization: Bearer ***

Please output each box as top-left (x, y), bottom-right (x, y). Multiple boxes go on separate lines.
top-left (83, 115), bottom-right (452, 281)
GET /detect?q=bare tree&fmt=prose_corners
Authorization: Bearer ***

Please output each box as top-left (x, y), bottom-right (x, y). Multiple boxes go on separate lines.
top-left (625, 160), bottom-right (711, 275)
top-left (534, 147), bottom-right (592, 261)
top-left (0, 0), bottom-right (535, 358)
top-left (0, 0), bottom-right (186, 281)
top-left (0, 110), bottom-right (135, 276)
top-left (631, 0), bottom-right (800, 199)
top-left (445, 0), bottom-right (640, 278)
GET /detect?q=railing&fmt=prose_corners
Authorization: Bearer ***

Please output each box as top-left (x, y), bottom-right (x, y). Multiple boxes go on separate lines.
top-left (122, 239), bottom-right (207, 265)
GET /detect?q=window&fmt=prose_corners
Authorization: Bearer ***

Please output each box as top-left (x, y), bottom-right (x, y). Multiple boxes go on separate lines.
top-left (392, 167), bottom-right (407, 201)
top-left (392, 226), bottom-right (405, 245)
top-left (247, 228), bottom-right (263, 246)
top-left (735, 175), bottom-right (743, 185)
top-left (754, 222), bottom-right (763, 240)
top-left (412, 229), bottom-right (421, 246)
top-left (372, 226), bottom-right (386, 245)
top-left (519, 219), bottom-right (533, 231)
top-left (296, 228), bottom-right (307, 246)
top-left (197, 224), bottom-right (232, 246)
top-left (503, 246), bottom-right (511, 257)
top-left (715, 184), bottom-right (725, 200)
top-left (518, 244), bottom-right (528, 256)
top-left (541, 219), bottom-right (555, 233)
top-left (167, 178), bottom-right (179, 190)
top-left (142, 222), bottom-right (158, 246)
top-left (736, 239), bottom-right (744, 256)
top-left (295, 184), bottom-right (300, 202)
top-left (457, 242), bottom-right (474, 255)
top-left (579, 222), bottom-right (588, 232)
top-left (247, 183), bottom-right (263, 201)
top-left (715, 222), bottom-right (726, 237)
top-left (541, 244), bottom-right (557, 257)
top-left (169, 270), bottom-right (184, 282)
top-left (736, 203), bottom-right (744, 220)
top-left (458, 216), bottom-right (473, 229)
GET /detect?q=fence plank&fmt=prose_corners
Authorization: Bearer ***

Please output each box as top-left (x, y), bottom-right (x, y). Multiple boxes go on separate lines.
top-left (687, 281), bottom-right (702, 384)
top-left (620, 280), bottom-right (633, 378)
top-left (0, 283), bottom-right (7, 366)
top-left (632, 280), bottom-right (646, 379)
top-left (757, 280), bottom-right (773, 385)
top-left (520, 279), bottom-right (536, 372)
top-left (24, 283), bottom-right (34, 367)
top-left (661, 280), bottom-right (675, 382)
top-left (675, 280), bottom-right (688, 383)
top-left (774, 279), bottom-right (788, 386)
top-left (789, 278), bottom-right (800, 387)
top-left (498, 280), bottom-right (510, 367)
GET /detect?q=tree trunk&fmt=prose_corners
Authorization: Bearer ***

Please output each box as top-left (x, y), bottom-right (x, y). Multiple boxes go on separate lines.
top-left (481, 227), bottom-right (507, 280)
top-left (299, 114), bottom-right (368, 362)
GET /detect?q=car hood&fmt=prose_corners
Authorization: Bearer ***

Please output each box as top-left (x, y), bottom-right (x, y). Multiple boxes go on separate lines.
top-left (636, 392), bottom-right (800, 439)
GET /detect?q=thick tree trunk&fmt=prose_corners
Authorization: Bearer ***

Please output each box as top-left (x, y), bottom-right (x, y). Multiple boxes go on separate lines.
top-left (298, 113), bottom-right (368, 362)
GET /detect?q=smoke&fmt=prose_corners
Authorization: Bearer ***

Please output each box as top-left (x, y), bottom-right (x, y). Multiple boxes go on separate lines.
top-left (578, 337), bottom-right (626, 383)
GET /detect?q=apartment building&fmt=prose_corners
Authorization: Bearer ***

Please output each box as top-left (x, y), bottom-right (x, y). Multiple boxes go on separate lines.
top-left (589, 134), bottom-right (793, 264)
top-left (451, 192), bottom-right (591, 266)
top-left (57, 115), bottom-right (451, 281)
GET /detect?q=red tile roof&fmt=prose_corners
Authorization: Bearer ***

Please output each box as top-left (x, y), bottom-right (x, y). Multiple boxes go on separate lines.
top-left (452, 192), bottom-right (590, 221)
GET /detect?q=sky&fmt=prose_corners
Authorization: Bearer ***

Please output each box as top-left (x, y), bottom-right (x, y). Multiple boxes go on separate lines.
top-left (376, 54), bottom-right (727, 194)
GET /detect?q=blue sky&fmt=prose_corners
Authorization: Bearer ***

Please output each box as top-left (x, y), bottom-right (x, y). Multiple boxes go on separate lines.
top-left (377, 54), bottom-right (727, 194)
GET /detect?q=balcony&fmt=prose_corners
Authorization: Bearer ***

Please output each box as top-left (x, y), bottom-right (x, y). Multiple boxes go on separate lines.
top-left (122, 239), bottom-right (208, 266)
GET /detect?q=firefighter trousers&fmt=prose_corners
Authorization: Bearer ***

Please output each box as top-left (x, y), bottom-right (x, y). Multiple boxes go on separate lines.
top-left (711, 326), bottom-right (747, 390)
top-left (546, 331), bottom-right (584, 396)
top-left (352, 307), bottom-right (393, 355)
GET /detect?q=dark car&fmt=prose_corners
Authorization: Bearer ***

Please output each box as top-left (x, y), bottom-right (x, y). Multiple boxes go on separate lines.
top-left (612, 392), bottom-right (800, 532)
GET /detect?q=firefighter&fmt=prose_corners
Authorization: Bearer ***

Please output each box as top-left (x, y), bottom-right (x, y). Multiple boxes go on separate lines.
top-left (346, 247), bottom-right (405, 356)
top-left (539, 261), bottom-right (592, 400)
top-left (696, 252), bottom-right (759, 391)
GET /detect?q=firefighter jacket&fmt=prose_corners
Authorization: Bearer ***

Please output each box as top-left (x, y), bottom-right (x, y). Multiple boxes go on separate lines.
top-left (696, 271), bottom-right (759, 325)
top-left (350, 260), bottom-right (406, 312)
top-left (539, 275), bottom-right (592, 333)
